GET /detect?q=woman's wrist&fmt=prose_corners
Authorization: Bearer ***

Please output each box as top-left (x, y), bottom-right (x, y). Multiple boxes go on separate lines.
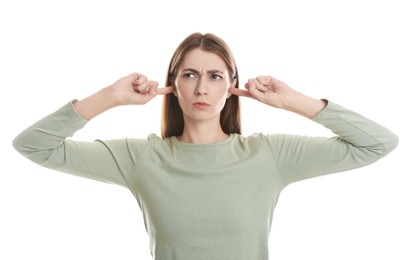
top-left (73, 87), bottom-right (121, 120)
top-left (282, 91), bottom-right (326, 118)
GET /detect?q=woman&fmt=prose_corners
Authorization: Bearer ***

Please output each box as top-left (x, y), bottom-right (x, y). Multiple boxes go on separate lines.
top-left (13, 32), bottom-right (399, 259)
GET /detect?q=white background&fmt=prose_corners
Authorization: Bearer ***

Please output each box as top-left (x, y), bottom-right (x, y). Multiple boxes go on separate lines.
top-left (1, 0), bottom-right (409, 259)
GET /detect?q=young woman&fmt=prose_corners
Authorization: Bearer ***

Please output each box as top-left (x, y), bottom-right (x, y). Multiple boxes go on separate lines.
top-left (13, 32), bottom-right (399, 259)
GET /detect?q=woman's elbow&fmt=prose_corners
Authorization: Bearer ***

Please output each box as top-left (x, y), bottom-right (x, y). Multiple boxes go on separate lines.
top-left (12, 134), bottom-right (27, 156)
top-left (12, 134), bottom-right (51, 165)
top-left (383, 132), bottom-right (399, 156)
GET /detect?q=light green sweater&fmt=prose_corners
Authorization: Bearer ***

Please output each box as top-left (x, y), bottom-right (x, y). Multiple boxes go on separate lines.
top-left (13, 101), bottom-right (398, 259)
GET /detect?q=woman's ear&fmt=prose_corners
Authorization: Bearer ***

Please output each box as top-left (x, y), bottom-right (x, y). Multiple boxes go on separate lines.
top-left (227, 78), bottom-right (237, 98)
top-left (173, 85), bottom-right (178, 97)
top-left (226, 89), bottom-right (232, 99)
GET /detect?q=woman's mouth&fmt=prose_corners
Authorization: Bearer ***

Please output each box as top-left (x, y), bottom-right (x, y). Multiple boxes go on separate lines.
top-left (193, 102), bottom-right (210, 109)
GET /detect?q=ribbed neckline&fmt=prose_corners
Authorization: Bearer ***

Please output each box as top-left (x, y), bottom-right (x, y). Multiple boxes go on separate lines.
top-left (170, 134), bottom-right (236, 148)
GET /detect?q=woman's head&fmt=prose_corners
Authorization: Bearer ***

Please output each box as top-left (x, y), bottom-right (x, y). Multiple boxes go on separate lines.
top-left (161, 32), bottom-right (241, 138)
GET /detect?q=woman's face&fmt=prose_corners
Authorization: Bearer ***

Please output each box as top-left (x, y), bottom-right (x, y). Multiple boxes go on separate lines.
top-left (173, 48), bottom-right (233, 123)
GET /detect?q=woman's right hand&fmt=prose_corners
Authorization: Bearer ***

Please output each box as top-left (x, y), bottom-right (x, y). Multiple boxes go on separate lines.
top-left (111, 73), bottom-right (173, 105)
top-left (74, 73), bottom-right (173, 120)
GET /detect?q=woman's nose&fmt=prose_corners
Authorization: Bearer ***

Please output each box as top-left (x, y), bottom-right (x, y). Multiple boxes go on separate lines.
top-left (194, 78), bottom-right (208, 95)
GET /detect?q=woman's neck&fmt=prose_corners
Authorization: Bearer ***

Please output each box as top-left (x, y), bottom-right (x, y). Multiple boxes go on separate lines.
top-left (177, 119), bottom-right (229, 144)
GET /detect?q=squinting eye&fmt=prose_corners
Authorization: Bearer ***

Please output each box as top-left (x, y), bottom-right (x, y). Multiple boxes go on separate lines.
top-left (211, 74), bottom-right (223, 80)
top-left (183, 72), bottom-right (196, 78)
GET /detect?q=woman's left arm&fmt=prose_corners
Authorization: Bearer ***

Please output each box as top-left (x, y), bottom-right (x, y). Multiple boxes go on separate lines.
top-left (229, 76), bottom-right (399, 184)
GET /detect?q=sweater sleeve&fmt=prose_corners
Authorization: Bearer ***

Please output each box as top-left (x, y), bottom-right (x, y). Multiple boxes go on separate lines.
top-left (265, 101), bottom-right (399, 186)
top-left (12, 101), bottom-right (133, 187)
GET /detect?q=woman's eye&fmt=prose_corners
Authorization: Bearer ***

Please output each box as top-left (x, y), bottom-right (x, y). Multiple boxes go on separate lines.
top-left (183, 72), bottom-right (196, 78)
top-left (211, 74), bottom-right (222, 80)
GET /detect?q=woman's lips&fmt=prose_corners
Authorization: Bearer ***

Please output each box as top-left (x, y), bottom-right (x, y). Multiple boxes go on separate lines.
top-left (193, 102), bottom-right (210, 109)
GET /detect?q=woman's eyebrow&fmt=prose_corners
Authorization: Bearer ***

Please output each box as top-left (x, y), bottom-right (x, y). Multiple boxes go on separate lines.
top-left (182, 68), bottom-right (224, 74)
top-left (182, 68), bottom-right (200, 74)
top-left (208, 69), bottom-right (224, 74)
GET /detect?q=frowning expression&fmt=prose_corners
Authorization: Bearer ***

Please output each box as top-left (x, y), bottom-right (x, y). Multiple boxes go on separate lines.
top-left (174, 48), bottom-right (234, 122)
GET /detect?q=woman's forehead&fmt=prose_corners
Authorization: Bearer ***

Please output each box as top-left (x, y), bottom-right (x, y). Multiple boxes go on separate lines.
top-left (179, 48), bottom-right (228, 72)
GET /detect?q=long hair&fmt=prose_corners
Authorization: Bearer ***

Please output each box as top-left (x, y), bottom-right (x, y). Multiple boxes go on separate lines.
top-left (161, 32), bottom-right (241, 138)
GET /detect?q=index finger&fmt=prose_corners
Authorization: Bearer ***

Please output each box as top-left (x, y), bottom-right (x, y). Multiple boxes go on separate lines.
top-left (156, 86), bottom-right (174, 95)
top-left (228, 87), bottom-right (252, 98)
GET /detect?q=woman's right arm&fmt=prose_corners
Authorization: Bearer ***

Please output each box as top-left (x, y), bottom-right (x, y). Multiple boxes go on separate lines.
top-left (12, 73), bottom-right (172, 186)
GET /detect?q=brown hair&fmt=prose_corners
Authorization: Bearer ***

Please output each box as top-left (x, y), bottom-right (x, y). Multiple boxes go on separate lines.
top-left (161, 32), bottom-right (241, 138)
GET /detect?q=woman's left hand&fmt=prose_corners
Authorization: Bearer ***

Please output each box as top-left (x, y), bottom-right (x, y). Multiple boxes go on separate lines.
top-left (228, 75), bottom-right (326, 117)
top-left (228, 76), bottom-right (291, 109)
